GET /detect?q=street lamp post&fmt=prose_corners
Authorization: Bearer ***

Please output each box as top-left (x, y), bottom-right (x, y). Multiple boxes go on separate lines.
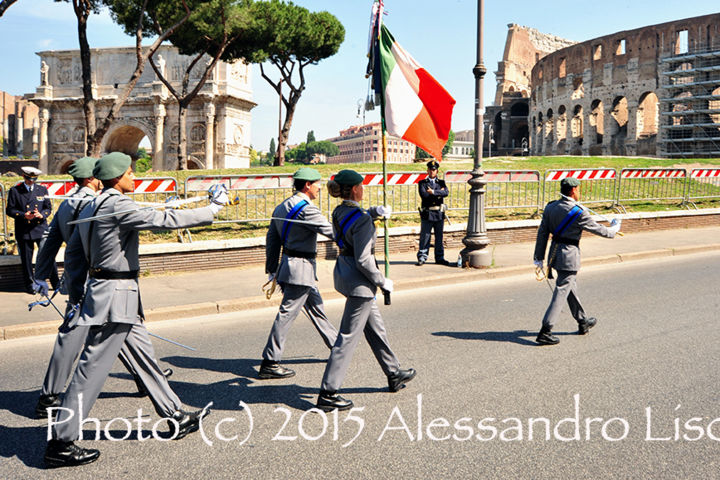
top-left (460, 0), bottom-right (492, 268)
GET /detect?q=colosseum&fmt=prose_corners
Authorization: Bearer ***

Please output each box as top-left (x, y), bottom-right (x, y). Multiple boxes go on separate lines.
top-left (492, 12), bottom-right (720, 158)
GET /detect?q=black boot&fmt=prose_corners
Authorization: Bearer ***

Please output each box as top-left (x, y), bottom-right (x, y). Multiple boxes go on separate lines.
top-left (44, 440), bottom-right (100, 468)
top-left (135, 368), bottom-right (173, 396)
top-left (35, 394), bottom-right (61, 419)
top-left (388, 368), bottom-right (417, 392)
top-left (258, 359), bottom-right (295, 379)
top-left (316, 390), bottom-right (353, 412)
top-left (536, 327), bottom-right (559, 345)
top-left (167, 408), bottom-right (211, 440)
top-left (578, 317), bottom-right (597, 335)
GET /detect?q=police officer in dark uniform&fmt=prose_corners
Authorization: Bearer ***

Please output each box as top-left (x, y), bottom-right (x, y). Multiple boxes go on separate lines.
top-left (417, 160), bottom-right (451, 266)
top-left (5, 166), bottom-right (59, 293)
top-left (533, 177), bottom-right (622, 345)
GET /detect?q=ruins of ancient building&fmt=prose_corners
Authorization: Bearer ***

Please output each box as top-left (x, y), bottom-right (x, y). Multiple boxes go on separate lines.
top-left (31, 45), bottom-right (255, 173)
top-left (529, 12), bottom-right (720, 157)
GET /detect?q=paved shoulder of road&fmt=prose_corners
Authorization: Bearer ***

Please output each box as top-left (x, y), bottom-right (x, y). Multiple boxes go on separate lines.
top-left (2, 225), bottom-right (720, 339)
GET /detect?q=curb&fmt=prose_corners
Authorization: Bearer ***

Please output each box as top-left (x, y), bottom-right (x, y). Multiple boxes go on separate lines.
top-left (3, 243), bottom-right (720, 342)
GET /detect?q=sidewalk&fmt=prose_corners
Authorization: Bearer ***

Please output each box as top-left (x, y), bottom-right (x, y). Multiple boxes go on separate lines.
top-left (3, 225), bottom-right (720, 339)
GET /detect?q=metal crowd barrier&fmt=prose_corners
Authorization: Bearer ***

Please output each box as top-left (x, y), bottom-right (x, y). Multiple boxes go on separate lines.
top-left (616, 168), bottom-right (688, 210)
top-left (325, 172), bottom-right (428, 217)
top-left (0, 184), bottom-right (7, 254)
top-left (445, 170), bottom-right (542, 213)
top-left (185, 174), bottom-right (295, 224)
top-left (543, 169), bottom-right (617, 207)
top-left (685, 168), bottom-right (720, 207)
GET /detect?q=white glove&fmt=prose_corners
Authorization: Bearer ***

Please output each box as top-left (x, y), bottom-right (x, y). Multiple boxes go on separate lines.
top-left (208, 184), bottom-right (229, 214)
top-left (382, 278), bottom-right (394, 293)
top-left (533, 260), bottom-right (543, 269)
top-left (376, 205), bottom-right (392, 219)
top-left (268, 273), bottom-right (276, 283)
top-left (608, 218), bottom-right (621, 235)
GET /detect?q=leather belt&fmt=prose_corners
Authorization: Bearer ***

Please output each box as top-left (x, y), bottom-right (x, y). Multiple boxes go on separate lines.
top-left (426, 206), bottom-right (443, 211)
top-left (89, 268), bottom-right (139, 280)
top-left (283, 248), bottom-right (316, 259)
top-left (553, 236), bottom-right (580, 247)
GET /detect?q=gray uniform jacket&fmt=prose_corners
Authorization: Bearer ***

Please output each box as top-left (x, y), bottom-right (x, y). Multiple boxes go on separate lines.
top-left (265, 192), bottom-right (333, 287)
top-left (75, 188), bottom-right (214, 326)
top-left (332, 202), bottom-right (385, 298)
top-left (34, 186), bottom-right (96, 300)
top-left (534, 197), bottom-right (615, 271)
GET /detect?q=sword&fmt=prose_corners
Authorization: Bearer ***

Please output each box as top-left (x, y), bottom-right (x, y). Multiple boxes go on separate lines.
top-left (147, 332), bottom-right (196, 351)
top-left (559, 194), bottom-right (624, 236)
top-left (68, 195), bottom-right (240, 225)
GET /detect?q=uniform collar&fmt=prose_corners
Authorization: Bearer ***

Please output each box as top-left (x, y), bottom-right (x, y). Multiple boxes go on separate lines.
top-left (78, 186), bottom-right (98, 197)
top-left (295, 191), bottom-right (313, 204)
top-left (342, 199), bottom-right (361, 207)
top-left (101, 187), bottom-right (123, 196)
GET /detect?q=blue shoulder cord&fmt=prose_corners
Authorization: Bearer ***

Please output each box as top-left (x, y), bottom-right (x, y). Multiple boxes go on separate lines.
top-left (281, 199), bottom-right (309, 244)
top-left (335, 209), bottom-right (363, 249)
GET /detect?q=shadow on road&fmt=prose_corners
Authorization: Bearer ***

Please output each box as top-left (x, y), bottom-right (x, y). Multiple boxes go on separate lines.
top-left (432, 330), bottom-right (578, 346)
top-left (160, 356), bottom-right (387, 411)
top-left (0, 424), bottom-right (47, 469)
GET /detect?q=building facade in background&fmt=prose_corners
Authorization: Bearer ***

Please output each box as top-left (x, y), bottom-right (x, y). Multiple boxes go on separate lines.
top-left (324, 122), bottom-right (417, 164)
top-left (1, 90), bottom-right (39, 158)
top-left (31, 45), bottom-right (255, 174)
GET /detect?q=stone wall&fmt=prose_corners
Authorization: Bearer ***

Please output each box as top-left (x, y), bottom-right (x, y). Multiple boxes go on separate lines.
top-left (529, 12), bottom-right (720, 157)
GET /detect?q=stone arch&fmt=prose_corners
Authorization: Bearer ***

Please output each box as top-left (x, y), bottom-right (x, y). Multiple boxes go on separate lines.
top-left (570, 105), bottom-right (584, 155)
top-left (556, 105), bottom-right (568, 153)
top-left (610, 96), bottom-right (628, 154)
top-left (637, 92), bottom-right (659, 137)
top-left (511, 102), bottom-right (529, 117)
top-left (102, 123), bottom-right (154, 161)
top-left (590, 99), bottom-right (604, 152)
top-left (708, 86), bottom-right (720, 127)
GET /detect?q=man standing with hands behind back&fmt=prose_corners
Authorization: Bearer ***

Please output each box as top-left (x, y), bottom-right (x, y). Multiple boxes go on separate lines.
top-left (417, 160), bottom-right (451, 266)
top-left (5, 166), bottom-right (59, 293)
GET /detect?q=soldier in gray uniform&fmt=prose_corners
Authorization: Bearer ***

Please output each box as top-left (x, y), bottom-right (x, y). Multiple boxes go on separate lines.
top-left (32, 157), bottom-right (171, 419)
top-left (533, 177), bottom-right (622, 346)
top-left (44, 152), bottom-right (228, 468)
top-left (259, 168), bottom-right (338, 379)
top-left (316, 169), bottom-right (415, 412)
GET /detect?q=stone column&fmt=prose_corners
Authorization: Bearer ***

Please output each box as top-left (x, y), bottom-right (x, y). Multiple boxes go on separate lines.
top-left (625, 100), bottom-right (638, 156)
top-left (153, 103), bottom-right (166, 170)
top-left (204, 103), bottom-right (215, 169)
top-left (582, 104), bottom-right (592, 156)
top-left (602, 103), bottom-right (613, 155)
top-left (38, 108), bottom-right (49, 173)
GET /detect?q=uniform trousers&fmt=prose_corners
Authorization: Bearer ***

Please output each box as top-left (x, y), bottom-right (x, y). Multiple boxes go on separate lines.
top-left (41, 315), bottom-right (138, 396)
top-left (321, 296), bottom-right (400, 392)
top-left (262, 284), bottom-right (338, 361)
top-left (417, 218), bottom-right (445, 262)
top-left (53, 322), bottom-right (181, 441)
top-left (541, 269), bottom-right (588, 329)
top-left (18, 237), bottom-right (59, 290)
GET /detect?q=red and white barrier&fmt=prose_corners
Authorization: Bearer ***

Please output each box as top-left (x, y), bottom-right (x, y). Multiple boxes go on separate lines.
top-left (621, 169), bottom-right (686, 179)
top-left (545, 168), bottom-right (616, 181)
top-left (445, 170), bottom-right (540, 183)
top-left (328, 172), bottom-right (428, 185)
top-left (185, 174), bottom-right (292, 192)
top-left (38, 181), bottom-right (76, 195)
top-left (132, 177), bottom-right (177, 193)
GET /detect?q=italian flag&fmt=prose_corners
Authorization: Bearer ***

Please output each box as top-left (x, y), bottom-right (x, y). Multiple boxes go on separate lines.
top-left (377, 24), bottom-right (456, 161)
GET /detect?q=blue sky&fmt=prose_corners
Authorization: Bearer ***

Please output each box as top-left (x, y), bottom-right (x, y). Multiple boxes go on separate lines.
top-left (1, 1), bottom-right (719, 151)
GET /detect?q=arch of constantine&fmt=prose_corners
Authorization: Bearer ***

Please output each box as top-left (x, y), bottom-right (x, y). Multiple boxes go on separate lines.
top-left (529, 12), bottom-right (720, 158)
top-left (31, 44), bottom-right (255, 174)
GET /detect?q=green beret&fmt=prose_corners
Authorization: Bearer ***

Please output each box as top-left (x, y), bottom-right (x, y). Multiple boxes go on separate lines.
top-left (333, 169), bottom-right (364, 186)
top-left (94, 152), bottom-right (132, 181)
top-left (293, 167), bottom-right (321, 182)
top-left (68, 157), bottom-right (98, 179)
top-left (560, 177), bottom-right (580, 188)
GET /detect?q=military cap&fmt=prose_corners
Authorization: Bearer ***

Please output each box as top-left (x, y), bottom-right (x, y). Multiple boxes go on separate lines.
top-left (333, 169), bottom-right (364, 186)
top-left (426, 160), bottom-right (440, 170)
top-left (21, 166), bottom-right (42, 177)
top-left (93, 152), bottom-right (132, 181)
top-left (560, 177), bottom-right (580, 189)
top-left (293, 167), bottom-right (322, 182)
top-left (68, 157), bottom-right (98, 179)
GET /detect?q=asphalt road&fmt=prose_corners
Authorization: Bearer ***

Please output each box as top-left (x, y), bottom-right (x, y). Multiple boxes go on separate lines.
top-left (1, 252), bottom-right (720, 479)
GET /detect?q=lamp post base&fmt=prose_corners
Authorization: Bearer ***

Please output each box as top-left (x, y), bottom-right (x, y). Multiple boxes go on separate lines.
top-left (460, 247), bottom-right (491, 268)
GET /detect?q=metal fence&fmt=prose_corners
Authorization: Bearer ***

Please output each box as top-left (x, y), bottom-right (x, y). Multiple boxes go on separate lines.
top-left (543, 169), bottom-right (617, 206)
top-left (325, 172), bottom-right (428, 217)
top-left (0, 184), bottom-right (7, 254)
top-left (685, 168), bottom-right (720, 206)
top-left (616, 168), bottom-right (688, 208)
top-left (185, 174), bottom-right (295, 224)
top-left (445, 170), bottom-right (542, 213)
